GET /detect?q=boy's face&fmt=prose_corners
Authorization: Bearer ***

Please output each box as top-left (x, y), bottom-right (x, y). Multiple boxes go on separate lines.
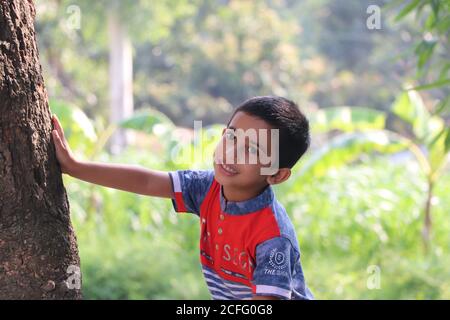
top-left (213, 111), bottom-right (276, 189)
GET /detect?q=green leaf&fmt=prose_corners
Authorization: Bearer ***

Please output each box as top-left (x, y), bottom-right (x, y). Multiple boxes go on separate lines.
top-left (424, 8), bottom-right (437, 29)
top-left (438, 63), bottom-right (450, 80)
top-left (296, 131), bottom-right (407, 181)
top-left (415, 39), bottom-right (437, 70)
top-left (395, 0), bottom-right (421, 21)
top-left (435, 15), bottom-right (450, 32)
top-left (382, 0), bottom-right (408, 12)
top-left (428, 124), bottom-right (448, 173)
top-left (433, 96), bottom-right (450, 115)
top-left (392, 91), bottom-right (430, 140)
top-left (310, 107), bottom-right (386, 133)
top-left (120, 108), bottom-right (175, 135)
top-left (445, 128), bottom-right (450, 153)
top-left (49, 99), bottom-right (97, 153)
top-left (430, 0), bottom-right (440, 16)
top-left (409, 78), bottom-right (450, 91)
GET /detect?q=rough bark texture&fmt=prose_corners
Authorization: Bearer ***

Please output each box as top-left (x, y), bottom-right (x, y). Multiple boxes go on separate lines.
top-left (0, 0), bottom-right (82, 299)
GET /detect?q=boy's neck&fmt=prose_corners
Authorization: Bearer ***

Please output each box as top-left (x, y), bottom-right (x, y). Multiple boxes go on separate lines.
top-left (222, 183), bottom-right (269, 203)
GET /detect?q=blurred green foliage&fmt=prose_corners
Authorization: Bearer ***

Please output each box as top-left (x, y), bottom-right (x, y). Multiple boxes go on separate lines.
top-left (70, 156), bottom-right (450, 299)
top-left (52, 99), bottom-right (449, 299)
top-left (393, 0), bottom-right (450, 93)
top-left (39, 0), bottom-right (450, 299)
top-left (36, 0), bottom-right (449, 127)
top-left (69, 141), bottom-right (450, 300)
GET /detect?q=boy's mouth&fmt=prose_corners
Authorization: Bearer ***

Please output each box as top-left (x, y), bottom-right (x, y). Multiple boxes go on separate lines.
top-left (215, 160), bottom-right (239, 176)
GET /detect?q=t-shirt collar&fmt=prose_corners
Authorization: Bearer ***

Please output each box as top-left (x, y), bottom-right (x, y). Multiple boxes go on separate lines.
top-left (219, 183), bottom-right (274, 215)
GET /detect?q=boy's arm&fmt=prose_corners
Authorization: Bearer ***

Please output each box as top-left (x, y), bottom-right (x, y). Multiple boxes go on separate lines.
top-left (51, 115), bottom-right (174, 199)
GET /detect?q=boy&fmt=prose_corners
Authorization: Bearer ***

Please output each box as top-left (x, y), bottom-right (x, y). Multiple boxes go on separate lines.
top-left (52, 96), bottom-right (313, 300)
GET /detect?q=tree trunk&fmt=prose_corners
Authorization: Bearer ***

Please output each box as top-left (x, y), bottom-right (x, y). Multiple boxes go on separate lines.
top-left (0, 0), bottom-right (81, 299)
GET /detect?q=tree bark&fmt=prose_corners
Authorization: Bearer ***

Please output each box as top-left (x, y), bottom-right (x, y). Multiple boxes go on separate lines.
top-left (0, 0), bottom-right (81, 299)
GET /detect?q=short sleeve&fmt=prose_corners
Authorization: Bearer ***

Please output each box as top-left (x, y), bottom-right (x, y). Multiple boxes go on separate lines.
top-left (169, 170), bottom-right (214, 215)
top-left (252, 237), bottom-right (298, 300)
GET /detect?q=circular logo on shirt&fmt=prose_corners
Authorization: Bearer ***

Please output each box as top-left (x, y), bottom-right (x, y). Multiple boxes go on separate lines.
top-left (269, 248), bottom-right (287, 270)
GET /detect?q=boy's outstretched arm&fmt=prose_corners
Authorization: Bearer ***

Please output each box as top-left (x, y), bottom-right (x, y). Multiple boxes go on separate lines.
top-left (51, 115), bottom-right (174, 199)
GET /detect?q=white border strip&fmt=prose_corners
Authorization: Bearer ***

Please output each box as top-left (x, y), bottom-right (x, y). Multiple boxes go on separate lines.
top-left (256, 285), bottom-right (291, 299)
top-left (171, 171), bottom-right (182, 192)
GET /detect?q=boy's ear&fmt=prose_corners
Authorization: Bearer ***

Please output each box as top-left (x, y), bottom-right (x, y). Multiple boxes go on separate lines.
top-left (266, 168), bottom-right (291, 185)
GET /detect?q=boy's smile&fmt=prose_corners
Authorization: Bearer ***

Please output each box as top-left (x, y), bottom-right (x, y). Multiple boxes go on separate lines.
top-left (216, 161), bottom-right (239, 176)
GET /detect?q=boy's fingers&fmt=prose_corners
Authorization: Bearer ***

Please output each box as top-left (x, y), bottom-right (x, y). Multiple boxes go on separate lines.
top-left (52, 114), bottom-right (62, 133)
top-left (52, 130), bottom-right (63, 149)
top-left (52, 129), bottom-right (59, 142)
top-left (52, 114), bottom-right (65, 139)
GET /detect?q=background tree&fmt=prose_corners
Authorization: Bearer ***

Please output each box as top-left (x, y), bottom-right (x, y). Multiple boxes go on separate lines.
top-left (392, 0), bottom-right (450, 102)
top-left (0, 0), bottom-right (81, 299)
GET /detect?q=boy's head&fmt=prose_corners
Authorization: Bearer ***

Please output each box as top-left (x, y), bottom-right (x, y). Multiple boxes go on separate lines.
top-left (213, 96), bottom-right (310, 191)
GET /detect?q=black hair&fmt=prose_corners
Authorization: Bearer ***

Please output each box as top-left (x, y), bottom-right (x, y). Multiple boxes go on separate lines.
top-left (227, 96), bottom-right (310, 169)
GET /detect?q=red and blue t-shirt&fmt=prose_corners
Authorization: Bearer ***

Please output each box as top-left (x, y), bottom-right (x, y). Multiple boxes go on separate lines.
top-left (169, 170), bottom-right (313, 300)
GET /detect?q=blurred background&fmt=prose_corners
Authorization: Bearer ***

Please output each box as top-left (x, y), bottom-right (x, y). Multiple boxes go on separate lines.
top-left (35, 0), bottom-right (449, 299)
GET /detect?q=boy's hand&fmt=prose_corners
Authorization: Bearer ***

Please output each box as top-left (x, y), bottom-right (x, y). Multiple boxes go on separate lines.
top-left (51, 114), bottom-right (77, 174)
top-left (50, 114), bottom-right (173, 198)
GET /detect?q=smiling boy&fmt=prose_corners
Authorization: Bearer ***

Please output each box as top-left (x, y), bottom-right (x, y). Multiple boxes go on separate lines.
top-left (52, 96), bottom-right (313, 300)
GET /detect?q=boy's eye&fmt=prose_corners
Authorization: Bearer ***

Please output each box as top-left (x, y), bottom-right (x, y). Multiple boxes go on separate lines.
top-left (225, 131), bottom-right (235, 140)
top-left (248, 145), bottom-right (258, 155)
